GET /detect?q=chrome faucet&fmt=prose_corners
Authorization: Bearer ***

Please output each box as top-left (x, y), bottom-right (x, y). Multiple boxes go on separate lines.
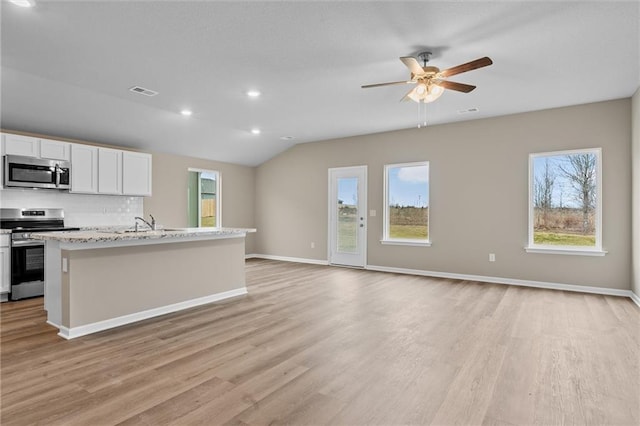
top-left (134, 215), bottom-right (156, 231)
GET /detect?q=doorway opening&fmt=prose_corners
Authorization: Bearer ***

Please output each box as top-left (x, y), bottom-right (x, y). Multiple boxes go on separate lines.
top-left (187, 169), bottom-right (220, 228)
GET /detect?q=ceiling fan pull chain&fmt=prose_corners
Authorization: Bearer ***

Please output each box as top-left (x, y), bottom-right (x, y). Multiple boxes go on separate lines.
top-left (423, 100), bottom-right (428, 127)
top-left (417, 100), bottom-right (428, 129)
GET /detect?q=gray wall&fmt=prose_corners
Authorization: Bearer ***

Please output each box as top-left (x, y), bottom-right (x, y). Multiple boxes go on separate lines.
top-left (144, 151), bottom-right (256, 253)
top-left (255, 99), bottom-right (632, 290)
top-left (633, 88), bottom-right (640, 297)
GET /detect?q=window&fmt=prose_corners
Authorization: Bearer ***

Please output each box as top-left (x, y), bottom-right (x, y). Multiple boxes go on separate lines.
top-left (187, 169), bottom-right (221, 228)
top-left (526, 148), bottom-right (605, 255)
top-left (383, 161), bottom-right (430, 246)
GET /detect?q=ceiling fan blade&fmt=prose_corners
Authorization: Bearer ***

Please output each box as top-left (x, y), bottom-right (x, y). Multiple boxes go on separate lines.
top-left (435, 80), bottom-right (476, 93)
top-left (439, 57), bottom-right (493, 78)
top-left (400, 87), bottom-right (416, 102)
top-left (361, 80), bottom-right (413, 89)
top-left (400, 56), bottom-right (424, 75)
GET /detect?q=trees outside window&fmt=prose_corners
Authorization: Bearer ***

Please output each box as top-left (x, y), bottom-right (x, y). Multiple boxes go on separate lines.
top-left (529, 148), bottom-right (601, 251)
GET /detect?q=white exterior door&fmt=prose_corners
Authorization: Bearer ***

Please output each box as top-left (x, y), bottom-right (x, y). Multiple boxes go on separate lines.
top-left (329, 166), bottom-right (367, 267)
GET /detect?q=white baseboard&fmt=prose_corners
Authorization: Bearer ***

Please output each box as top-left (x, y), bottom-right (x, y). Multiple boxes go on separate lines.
top-left (244, 255), bottom-right (639, 305)
top-left (247, 254), bottom-right (329, 266)
top-left (56, 287), bottom-right (248, 340)
top-left (366, 264), bottom-right (636, 300)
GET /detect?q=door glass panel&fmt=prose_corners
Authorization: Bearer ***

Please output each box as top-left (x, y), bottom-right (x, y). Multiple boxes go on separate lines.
top-left (337, 177), bottom-right (358, 253)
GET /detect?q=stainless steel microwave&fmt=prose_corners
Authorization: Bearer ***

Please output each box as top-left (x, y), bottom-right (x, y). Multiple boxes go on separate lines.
top-left (4, 155), bottom-right (71, 190)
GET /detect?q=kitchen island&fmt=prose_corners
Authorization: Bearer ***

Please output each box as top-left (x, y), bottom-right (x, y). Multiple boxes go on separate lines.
top-left (30, 227), bottom-right (256, 339)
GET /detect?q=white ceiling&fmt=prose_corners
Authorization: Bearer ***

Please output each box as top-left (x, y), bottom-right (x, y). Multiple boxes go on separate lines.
top-left (1, 1), bottom-right (638, 166)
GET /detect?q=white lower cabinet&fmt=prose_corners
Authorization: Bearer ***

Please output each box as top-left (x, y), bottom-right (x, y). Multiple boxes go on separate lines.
top-left (122, 152), bottom-right (152, 196)
top-left (98, 148), bottom-right (123, 194)
top-left (1, 235), bottom-right (10, 296)
top-left (70, 144), bottom-right (98, 193)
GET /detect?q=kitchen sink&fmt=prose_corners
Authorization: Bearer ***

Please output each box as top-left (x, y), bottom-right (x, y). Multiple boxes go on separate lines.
top-left (120, 229), bottom-right (166, 234)
top-left (97, 228), bottom-right (165, 234)
top-left (163, 227), bottom-right (221, 232)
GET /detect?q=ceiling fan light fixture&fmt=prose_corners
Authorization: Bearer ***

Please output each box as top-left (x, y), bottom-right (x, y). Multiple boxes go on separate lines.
top-left (407, 83), bottom-right (444, 103)
top-left (422, 84), bottom-right (444, 103)
top-left (406, 89), bottom-right (421, 103)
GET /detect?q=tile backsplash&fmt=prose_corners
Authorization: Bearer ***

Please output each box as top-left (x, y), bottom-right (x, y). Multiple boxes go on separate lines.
top-left (0, 188), bottom-right (144, 227)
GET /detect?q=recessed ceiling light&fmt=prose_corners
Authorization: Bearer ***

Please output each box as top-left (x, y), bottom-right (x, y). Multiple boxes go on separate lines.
top-left (9, 0), bottom-right (35, 7)
top-left (251, 128), bottom-right (261, 135)
top-left (280, 136), bottom-right (295, 141)
top-left (247, 90), bottom-right (261, 98)
top-left (181, 109), bottom-right (192, 116)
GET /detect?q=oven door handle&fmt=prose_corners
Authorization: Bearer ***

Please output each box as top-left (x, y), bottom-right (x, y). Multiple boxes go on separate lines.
top-left (12, 240), bottom-right (45, 247)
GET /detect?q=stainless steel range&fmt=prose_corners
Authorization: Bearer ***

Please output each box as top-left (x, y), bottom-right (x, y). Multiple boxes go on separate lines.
top-left (0, 208), bottom-right (79, 300)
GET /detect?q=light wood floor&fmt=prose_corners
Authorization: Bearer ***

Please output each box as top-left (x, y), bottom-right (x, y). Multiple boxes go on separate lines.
top-left (1, 259), bottom-right (639, 425)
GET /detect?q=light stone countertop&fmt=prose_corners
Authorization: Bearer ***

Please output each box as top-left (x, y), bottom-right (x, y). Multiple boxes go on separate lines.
top-left (0, 229), bottom-right (11, 235)
top-left (29, 227), bottom-right (256, 244)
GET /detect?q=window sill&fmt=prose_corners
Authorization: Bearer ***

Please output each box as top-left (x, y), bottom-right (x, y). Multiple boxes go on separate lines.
top-left (524, 246), bottom-right (607, 256)
top-left (380, 239), bottom-right (432, 247)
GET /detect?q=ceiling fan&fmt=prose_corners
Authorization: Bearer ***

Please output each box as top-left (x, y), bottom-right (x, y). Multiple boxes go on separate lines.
top-left (362, 52), bottom-right (493, 103)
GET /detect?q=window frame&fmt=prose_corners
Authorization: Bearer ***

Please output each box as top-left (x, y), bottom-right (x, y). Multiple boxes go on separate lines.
top-left (188, 167), bottom-right (222, 228)
top-left (382, 161), bottom-right (431, 247)
top-left (525, 148), bottom-right (606, 256)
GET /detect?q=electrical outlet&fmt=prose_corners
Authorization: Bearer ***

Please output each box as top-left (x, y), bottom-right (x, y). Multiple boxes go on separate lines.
top-left (62, 258), bottom-right (68, 272)
top-left (370, 210), bottom-right (376, 217)
top-left (489, 253), bottom-right (496, 262)
top-left (311, 242), bottom-right (315, 249)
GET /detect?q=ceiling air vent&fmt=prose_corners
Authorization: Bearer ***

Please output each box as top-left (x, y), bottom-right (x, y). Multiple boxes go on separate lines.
top-left (457, 107), bottom-right (479, 114)
top-left (129, 86), bottom-right (159, 97)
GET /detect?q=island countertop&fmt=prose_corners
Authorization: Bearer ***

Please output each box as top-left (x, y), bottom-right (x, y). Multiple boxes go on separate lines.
top-left (30, 227), bottom-right (256, 249)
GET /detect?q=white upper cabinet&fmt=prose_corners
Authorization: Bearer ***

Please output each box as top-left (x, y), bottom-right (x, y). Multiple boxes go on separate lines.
top-left (1, 132), bottom-right (152, 197)
top-left (70, 144), bottom-right (98, 194)
top-left (40, 139), bottom-right (71, 161)
top-left (2, 134), bottom-right (39, 157)
top-left (122, 152), bottom-right (152, 196)
top-left (98, 148), bottom-right (122, 195)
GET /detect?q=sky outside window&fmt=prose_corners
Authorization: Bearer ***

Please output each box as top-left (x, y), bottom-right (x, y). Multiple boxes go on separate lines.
top-left (533, 155), bottom-right (594, 209)
top-left (388, 164), bottom-right (429, 207)
top-left (337, 177), bottom-right (358, 206)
